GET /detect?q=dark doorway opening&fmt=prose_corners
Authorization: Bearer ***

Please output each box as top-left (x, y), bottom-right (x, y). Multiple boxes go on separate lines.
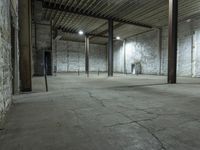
top-left (44, 51), bottom-right (52, 75)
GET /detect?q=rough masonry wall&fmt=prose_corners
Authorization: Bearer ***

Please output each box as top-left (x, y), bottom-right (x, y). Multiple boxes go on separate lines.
top-left (54, 40), bottom-right (107, 73)
top-left (114, 41), bottom-right (125, 73)
top-left (114, 19), bottom-right (200, 77)
top-left (0, 0), bottom-right (18, 125)
top-left (114, 30), bottom-right (160, 75)
top-left (33, 1), bottom-right (107, 75)
top-left (32, 0), bottom-right (52, 76)
top-left (161, 19), bottom-right (200, 77)
top-left (32, 24), bottom-right (51, 76)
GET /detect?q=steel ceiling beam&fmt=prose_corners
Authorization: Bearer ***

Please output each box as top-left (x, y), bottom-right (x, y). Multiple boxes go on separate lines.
top-left (56, 27), bottom-right (109, 39)
top-left (90, 23), bottom-right (124, 40)
top-left (42, 1), bottom-right (153, 29)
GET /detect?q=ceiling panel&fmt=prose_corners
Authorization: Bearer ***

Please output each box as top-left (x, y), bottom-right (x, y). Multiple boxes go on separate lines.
top-left (35, 0), bottom-right (200, 44)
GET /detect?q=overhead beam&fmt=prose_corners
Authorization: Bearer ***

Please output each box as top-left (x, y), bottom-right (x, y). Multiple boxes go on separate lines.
top-left (42, 1), bottom-right (153, 29)
top-left (89, 22), bottom-right (108, 34)
top-left (90, 23), bottom-right (124, 40)
top-left (58, 27), bottom-right (109, 38)
top-left (54, 29), bottom-right (107, 45)
top-left (168, 0), bottom-right (178, 84)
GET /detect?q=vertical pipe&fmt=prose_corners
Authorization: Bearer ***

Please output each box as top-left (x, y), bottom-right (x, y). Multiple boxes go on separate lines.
top-left (191, 33), bottom-right (195, 77)
top-left (168, 0), bottom-right (178, 84)
top-left (35, 23), bottom-right (37, 51)
top-left (158, 28), bottom-right (162, 75)
top-left (44, 56), bottom-right (48, 92)
top-left (85, 36), bottom-right (90, 77)
top-left (123, 39), bottom-right (126, 74)
top-left (108, 19), bottom-right (113, 77)
top-left (55, 40), bottom-right (57, 76)
top-left (50, 20), bottom-right (53, 75)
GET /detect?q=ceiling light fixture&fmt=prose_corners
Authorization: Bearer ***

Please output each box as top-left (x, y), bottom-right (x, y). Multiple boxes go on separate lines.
top-left (78, 30), bottom-right (84, 35)
top-left (116, 36), bottom-right (121, 40)
top-left (186, 19), bottom-right (192, 23)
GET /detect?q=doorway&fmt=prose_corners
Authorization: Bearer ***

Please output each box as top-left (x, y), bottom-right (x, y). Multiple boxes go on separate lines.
top-left (44, 51), bottom-right (52, 75)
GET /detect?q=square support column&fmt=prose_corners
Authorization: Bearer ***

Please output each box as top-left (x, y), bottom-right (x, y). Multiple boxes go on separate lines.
top-left (168, 0), bottom-right (178, 84)
top-left (108, 19), bottom-right (113, 77)
top-left (19, 0), bottom-right (32, 91)
top-left (85, 36), bottom-right (90, 77)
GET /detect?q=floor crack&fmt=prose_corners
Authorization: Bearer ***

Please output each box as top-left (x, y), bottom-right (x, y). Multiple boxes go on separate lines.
top-left (85, 90), bottom-right (106, 107)
top-left (118, 112), bottom-right (167, 150)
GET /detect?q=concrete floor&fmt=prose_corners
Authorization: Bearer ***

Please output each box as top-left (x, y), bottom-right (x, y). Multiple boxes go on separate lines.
top-left (1, 73), bottom-right (200, 150)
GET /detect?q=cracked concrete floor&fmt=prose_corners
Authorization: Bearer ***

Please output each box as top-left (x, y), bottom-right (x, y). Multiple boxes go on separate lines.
top-left (1, 73), bottom-right (200, 150)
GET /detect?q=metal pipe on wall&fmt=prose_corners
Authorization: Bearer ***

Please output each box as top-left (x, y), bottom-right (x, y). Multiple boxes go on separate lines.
top-left (50, 20), bottom-right (53, 75)
top-left (123, 39), bottom-right (126, 74)
top-left (85, 36), bottom-right (90, 77)
top-left (158, 28), bottom-right (162, 75)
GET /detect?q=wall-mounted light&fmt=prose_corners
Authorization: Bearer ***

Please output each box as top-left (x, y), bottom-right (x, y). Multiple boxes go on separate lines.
top-left (116, 36), bottom-right (121, 40)
top-left (78, 30), bottom-right (84, 35)
top-left (186, 19), bottom-right (192, 23)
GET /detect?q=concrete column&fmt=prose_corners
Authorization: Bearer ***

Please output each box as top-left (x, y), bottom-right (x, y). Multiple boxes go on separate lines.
top-left (108, 19), bottom-right (113, 77)
top-left (85, 36), bottom-right (90, 77)
top-left (168, 0), bottom-right (178, 83)
top-left (19, 0), bottom-right (32, 91)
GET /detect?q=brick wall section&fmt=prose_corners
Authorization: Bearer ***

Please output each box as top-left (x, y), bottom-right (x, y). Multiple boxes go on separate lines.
top-left (114, 30), bottom-right (160, 75)
top-left (32, 23), bottom-right (107, 75)
top-left (54, 40), bottom-right (107, 73)
top-left (32, 1), bottom-right (107, 75)
top-left (0, 0), bottom-right (18, 125)
top-left (161, 19), bottom-right (200, 77)
top-left (32, 24), bottom-right (51, 76)
top-left (114, 19), bottom-right (200, 77)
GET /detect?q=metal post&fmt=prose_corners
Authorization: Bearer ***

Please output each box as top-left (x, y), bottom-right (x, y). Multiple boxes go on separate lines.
top-left (123, 40), bottom-right (126, 74)
top-left (50, 20), bottom-right (53, 75)
top-left (19, 0), bottom-right (32, 91)
top-left (108, 19), bottom-right (113, 77)
top-left (85, 36), bottom-right (90, 77)
top-left (158, 28), bottom-right (162, 75)
top-left (168, 0), bottom-right (178, 84)
top-left (44, 57), bottom-right (48, 92)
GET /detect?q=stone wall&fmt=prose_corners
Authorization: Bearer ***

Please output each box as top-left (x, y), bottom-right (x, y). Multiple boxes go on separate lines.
top-left (32, 23), bottom-right (107, 75)
top-left (32, 0), bottom-right (108, 75)
top-left (0, 0), bottom-right (18, 125)
top-left (114, 30), bottom-right (160, 75)
top-left (161, 19), bottom-right (200, 77)
top-left (114, 19), bottom-right (200, 77)
top-left (54, 40), bottom-right (107, 73)
top-left (32, 24), bottom-right (51, 76)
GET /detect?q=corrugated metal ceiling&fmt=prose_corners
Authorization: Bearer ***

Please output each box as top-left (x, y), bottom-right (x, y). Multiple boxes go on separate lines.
top-left (36, 0), bottom-right (200, 44)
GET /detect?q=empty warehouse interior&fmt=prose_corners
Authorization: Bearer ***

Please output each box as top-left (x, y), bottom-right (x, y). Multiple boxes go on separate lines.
top-left (1, 0), bottom-right (200, 149)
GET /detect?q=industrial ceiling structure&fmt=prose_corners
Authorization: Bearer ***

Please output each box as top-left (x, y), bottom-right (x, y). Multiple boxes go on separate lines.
top-left (36, 0), bottom-right (200, 44)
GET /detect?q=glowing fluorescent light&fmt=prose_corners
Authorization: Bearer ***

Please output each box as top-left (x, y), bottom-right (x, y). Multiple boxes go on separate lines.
top-left (78, 30), bottom-right (84, 35)
top-left (186, 19), bottom-right (191, 23)
top-left (116, 36), bottom-right (121, 40)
